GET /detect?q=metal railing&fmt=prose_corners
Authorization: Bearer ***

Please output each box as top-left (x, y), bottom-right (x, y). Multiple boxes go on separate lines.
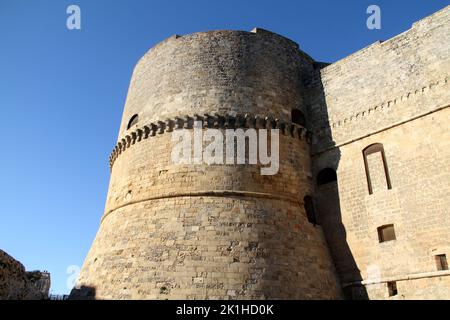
top-left (48, 294), bottom-right (70, 300)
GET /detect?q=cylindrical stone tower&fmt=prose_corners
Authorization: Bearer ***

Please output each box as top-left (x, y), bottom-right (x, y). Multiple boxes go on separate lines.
top-left (73, 29), bottom-right (342, 299)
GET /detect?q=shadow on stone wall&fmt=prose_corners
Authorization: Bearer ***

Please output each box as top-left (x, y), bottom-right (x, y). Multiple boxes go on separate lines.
top-left (315, 172), bottom-right (368, 300)
top-left (68, 285), bottom-right (96, 300)
top-left (308, 64), bottom-right (368, 300)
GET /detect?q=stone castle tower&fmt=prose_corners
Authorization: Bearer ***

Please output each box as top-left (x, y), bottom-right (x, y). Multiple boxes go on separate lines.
top-left (73, 6), bottom-right (450, 299)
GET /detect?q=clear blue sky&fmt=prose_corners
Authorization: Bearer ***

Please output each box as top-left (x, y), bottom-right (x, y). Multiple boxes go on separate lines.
top-left (0, 0), bottom-right (447, 295)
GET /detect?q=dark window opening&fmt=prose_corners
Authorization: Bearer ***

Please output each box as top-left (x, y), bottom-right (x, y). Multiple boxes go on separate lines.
top-left (127, 114), bottom-right (139, 130)
top-left (343, 285), bottom-right (366, 300)
top-left (291, 109), bottom-right (306, 127)
top-left (436, 254), bottom-right (449, 271)
top-left (343, 286), bottom-right (354, 300)
top-left (387, 281), bottom-right (397, 297)
top-left (378, 224), bottom-right (396, 243)
top-left (363, 143), bottom-right (392, 194)
top-left (317, 168), bottom-right (337, 186)
top-left (303, 196), bottom-right (317, 225)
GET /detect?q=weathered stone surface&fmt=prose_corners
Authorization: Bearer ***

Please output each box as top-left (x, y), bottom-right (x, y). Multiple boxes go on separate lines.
top-left (74, 5), bottom-right (450, 300)
top-left (74, 28), bottom-right (341, 300)
top-left (310, 6), bottom-right (450, 299)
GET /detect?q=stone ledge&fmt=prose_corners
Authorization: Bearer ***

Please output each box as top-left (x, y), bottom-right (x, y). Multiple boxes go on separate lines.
top-left (312, 104), bottom-right (450, 156)
top-left (343, 269), bottom-right (450, 287)
top-left (314, 75), bottom-right (449, 134)
top-left (101, 189), bottom-right (302, 224)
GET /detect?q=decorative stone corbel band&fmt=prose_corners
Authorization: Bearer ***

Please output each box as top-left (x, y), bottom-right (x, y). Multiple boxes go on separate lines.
top-left (109, 113), bottom-right (310, 169)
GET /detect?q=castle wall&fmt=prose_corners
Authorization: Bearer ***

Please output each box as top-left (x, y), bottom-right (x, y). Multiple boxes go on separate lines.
top-left (74, 6), bottom-right (450, 300)
top-left (75, 30), bottom-right (342, 299)
top-left (118, 29), bottom-right (315, 139)
top-left (311, 6), bottom-right (450, 299)
top-left (365, 275), bottom-right (450, 300)
top-left (310, 6), bottom-right (449, 153)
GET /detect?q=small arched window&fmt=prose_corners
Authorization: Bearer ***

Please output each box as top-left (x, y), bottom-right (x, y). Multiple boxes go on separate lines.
top-left (363, 143), bottom-right (392, 194)
top-left (291, 109), bottom-right (306, 127)
top-left (317, 168), bottom-right (337, 186)
top-left (304, 196), bottom-right (317, 225)
top-left (127, 114), bottom-right (139, 130)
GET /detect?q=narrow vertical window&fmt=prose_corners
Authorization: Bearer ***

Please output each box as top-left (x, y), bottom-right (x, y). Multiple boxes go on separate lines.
top-left (303, 196), bottom-right (317, 225)
top-left (363, 143), bottom-right (392, 194)
top-left (436, 254), bottom-right (449, 271)
top-left (127, 114), bottom-right (139, 130)
top-left (291, 109), bottom-right (306, 127)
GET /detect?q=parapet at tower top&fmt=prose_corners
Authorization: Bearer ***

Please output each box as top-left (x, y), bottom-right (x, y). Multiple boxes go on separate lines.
top-left (145, 27), bottom-right (309, 57)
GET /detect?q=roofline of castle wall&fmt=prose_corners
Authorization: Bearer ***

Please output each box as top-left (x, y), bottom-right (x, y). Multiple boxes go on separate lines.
top-left (320, 5), bottom-right (450, 73)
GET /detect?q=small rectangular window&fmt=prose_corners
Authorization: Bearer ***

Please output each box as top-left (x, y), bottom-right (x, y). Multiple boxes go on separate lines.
top-left (378, 224), bottom-right (396, 243)
top-left (436, 254), bottom-right (449, 271)
top-left (387, 281), bottom-right (397, 297)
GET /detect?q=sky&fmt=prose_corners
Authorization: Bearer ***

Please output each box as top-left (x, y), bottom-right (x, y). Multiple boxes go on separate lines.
top-left (0, 0), bottom-right (448, 295)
